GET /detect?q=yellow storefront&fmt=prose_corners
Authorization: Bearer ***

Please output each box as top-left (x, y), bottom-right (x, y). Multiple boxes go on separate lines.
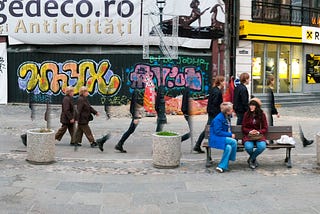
top-left (239, 20), bottom-right (306, 94)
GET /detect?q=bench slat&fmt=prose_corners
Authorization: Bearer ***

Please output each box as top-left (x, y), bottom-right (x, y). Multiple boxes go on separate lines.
top-left (202, 141), bottom-right (295, 148)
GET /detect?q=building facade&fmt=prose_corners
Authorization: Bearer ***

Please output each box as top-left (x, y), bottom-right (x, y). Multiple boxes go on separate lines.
top-left (0, 0), bottom-right (225, 106)
top-left (237, 0), bottom-right (320, 95)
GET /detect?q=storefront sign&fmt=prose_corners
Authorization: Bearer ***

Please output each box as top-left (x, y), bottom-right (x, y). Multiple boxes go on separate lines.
top-left (237, 48), bottom-right (250, 55)
top-left (0, 0), bottom-right (225, 48)
top-left (302, 26), bottom-right (320, 44)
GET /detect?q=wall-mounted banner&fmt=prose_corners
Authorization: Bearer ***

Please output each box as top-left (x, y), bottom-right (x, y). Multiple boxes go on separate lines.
top-left (1, 0), bottom-right (225, 48)
top-left (0, 42), bottom-right (7, 104)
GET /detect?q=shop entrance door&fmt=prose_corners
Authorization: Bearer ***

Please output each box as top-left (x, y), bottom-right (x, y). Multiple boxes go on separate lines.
top-left (278, 44), bottom-right (290, 93)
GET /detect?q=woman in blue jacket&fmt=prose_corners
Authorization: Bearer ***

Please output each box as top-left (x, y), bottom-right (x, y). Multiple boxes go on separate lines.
top-left (209, 102), bottom-right (237, 173)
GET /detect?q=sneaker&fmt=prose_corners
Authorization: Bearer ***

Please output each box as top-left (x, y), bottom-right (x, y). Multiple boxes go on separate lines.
top-left (193, 146), bottom-right (205, 153)
top-left (215, 167), bottom-right (224, 173)
top-left (247, 158), bottom-right (255, 169)
top-left (253, 159), bottom-right (259, 168)
top-left (90, 142), bottom-right (97, 148)
top-left (115, 144), bottom-right (127, 153)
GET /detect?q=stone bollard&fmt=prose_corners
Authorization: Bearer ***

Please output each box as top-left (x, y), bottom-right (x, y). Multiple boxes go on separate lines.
top-left (317, 132), bottom-right (320, 166)
top-left (26, 128), bottom-right (56, 165)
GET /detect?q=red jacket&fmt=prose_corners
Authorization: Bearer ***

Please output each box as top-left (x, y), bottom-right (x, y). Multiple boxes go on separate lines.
top-left (241, 111), bottom-right (268, 143)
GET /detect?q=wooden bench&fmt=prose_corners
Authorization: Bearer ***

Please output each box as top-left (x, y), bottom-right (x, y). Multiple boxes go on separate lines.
top-left (202, 125), bottom-right (294, 168)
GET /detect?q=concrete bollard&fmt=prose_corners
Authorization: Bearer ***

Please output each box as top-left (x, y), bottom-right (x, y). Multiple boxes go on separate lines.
top-left (26, 128), bottom-right (56, 165)
top-left (317, 132), bottom-right (320, 166)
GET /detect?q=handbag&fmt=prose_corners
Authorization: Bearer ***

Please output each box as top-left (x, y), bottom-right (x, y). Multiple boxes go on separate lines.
top-left (248, 132), bottom-right (263, 141)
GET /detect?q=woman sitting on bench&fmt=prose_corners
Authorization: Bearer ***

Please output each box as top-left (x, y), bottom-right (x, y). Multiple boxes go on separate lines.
top-left (242, 98), bottom-right (268, 169)
top-left (209, 102), bottom-right (237, 173)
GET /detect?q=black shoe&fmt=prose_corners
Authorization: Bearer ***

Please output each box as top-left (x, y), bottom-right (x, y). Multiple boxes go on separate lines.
top-left (115, 144), bottom-right (127, 153)
top-left (303, 139), bottom-right (314, 147)
top-left (70, 142), bottom-right (81, 147)
top-left (193, 146), bottom-right (205, 153)
top-left (237, 147), bottom-right (244, 152)
top-left (91, 142), bottom-right (98, 148)
top-left (247, 158), bottom-right (255, 169)
top-left (253, 159), bottom-right (259, 168)
top-left (20, 134), bottom-right (27, 146)
top-left (96, 134), bottom-right (110, 152)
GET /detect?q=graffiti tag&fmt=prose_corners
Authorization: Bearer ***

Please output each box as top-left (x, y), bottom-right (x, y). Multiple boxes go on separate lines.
top-left (17, 59), bottom-right (121, 96)
top-left (129, 64), bottom-right (203, 91)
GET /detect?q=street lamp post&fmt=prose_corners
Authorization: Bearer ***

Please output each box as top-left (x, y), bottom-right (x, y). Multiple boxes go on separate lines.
top-left (155, 0), bottom-right (167, 132)
top-left (217, 38), bottom-right (222, 76)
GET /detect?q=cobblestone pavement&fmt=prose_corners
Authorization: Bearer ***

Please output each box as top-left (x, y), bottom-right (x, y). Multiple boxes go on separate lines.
top-left (0, 103), bottom-right (320, 213)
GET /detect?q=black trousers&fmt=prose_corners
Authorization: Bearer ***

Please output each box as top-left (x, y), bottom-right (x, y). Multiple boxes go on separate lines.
top-left (117, 119), bottom-right (139, 146)
top-left (156, 118), bottom-right (165, 132)
top-left (181, 115), bottom-right (191, 142)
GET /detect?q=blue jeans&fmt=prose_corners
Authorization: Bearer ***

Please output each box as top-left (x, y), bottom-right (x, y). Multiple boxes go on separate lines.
top-left (218, 137), bottom-right (237, 170)
top-left (244, 141), bottom-right (267, 160)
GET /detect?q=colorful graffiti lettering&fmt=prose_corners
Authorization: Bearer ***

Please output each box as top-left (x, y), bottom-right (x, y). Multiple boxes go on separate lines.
top-left (149, 56), bottom-right (210, 70)
top-left (129, 64), bottom-right (203, 91)
top-left (17, 60), bottom-right (121, 96)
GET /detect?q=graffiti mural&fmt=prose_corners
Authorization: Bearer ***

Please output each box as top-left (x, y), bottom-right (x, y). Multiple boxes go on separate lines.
top-left (17, 59), bottom-right (121, 96)
top-left (129, 64), bottom-right (202, 91)
top-left (8, 50), bottom-right (211, 105)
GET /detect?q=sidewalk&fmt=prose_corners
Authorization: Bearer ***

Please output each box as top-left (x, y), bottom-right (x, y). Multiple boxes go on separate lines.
top-left (0, 103), bottom-right (320, 213)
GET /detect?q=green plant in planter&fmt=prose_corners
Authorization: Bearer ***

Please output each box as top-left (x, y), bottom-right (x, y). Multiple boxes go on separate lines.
top-left (156, 131), bottom-right (178, 136)
top-left (39, 128), bottom-right (52, 133)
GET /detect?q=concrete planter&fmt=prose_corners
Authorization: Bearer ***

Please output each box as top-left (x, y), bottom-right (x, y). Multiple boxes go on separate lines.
top-left (26, 128), bottom-right (55, 165)
top-left (152, 132), bottom-right (181, 169)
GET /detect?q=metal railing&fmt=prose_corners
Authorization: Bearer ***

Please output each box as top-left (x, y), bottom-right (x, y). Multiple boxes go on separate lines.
top-left (252, 1), bottom-right (320, 26)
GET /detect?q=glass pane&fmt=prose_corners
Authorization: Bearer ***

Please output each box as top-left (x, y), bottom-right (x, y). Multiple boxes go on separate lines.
top-left (291, 0), bottom-right (302, 25)
top-left (279, 44), bottom-right (290, 93)
top-left (291, 45), bottom-right (302, 92)
top-left (266, 44), bottom-right (278, 93)
top-left (252, 43), bottom-right (265, 93)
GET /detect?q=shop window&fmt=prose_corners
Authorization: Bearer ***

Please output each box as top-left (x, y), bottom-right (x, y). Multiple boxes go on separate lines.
top-left (252, 43), bottom-right (265, 93)
top-left (291, 45), bottom-right (302, 92)
top-left (252, 42), bottom-right (302, 94)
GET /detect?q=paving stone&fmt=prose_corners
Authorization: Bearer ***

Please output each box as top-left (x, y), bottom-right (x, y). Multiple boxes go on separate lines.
top-left (56, 181), bottom-right (103, 193)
